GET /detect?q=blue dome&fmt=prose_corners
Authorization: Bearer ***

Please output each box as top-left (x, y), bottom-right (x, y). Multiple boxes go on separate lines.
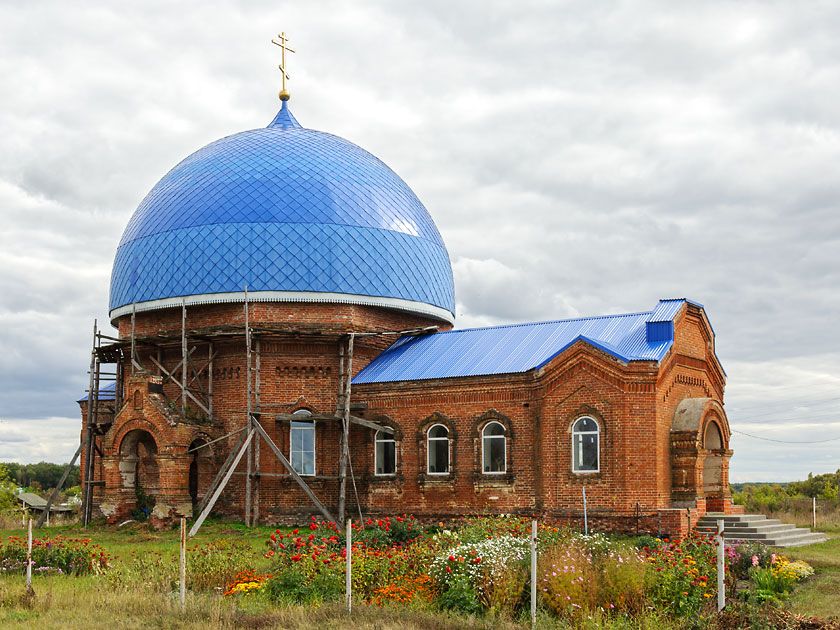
top-left (109, 102), bottom-right (455, 323)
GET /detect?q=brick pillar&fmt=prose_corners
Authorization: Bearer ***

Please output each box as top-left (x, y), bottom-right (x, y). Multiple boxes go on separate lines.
top-left (149, 454), bottom-right (193, 528)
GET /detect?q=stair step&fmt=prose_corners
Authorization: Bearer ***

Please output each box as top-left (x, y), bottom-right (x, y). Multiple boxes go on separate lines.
top-left (694, 514), bottom-right (828, 548)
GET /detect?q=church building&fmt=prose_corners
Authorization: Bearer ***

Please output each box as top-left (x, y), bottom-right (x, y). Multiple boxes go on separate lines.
top-left (78, 49), bottom-right (735, 537)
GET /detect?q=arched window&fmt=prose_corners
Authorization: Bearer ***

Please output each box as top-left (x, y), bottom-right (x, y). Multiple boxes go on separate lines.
top-left (427, 424), bottom-right (450, 474)
top-left (374, 430), bottom-right (396, 475)
top-left (572, 416), bottom-right (599, 473)
top-left (290, 409), bottom-right (315, 476)
top-left (481, 421), bottom-right (506, 474)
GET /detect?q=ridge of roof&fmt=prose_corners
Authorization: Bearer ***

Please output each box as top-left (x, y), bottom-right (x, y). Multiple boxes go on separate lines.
top-left (431, 309), bottom-right (652, 336)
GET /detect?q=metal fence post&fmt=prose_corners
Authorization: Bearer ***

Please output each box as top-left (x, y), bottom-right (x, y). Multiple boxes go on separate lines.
top-left (345, 518), bottom-right (352, 614)
top-left (26, 517), bottom-right (32, 591)
top-left (582, 486), bottom-right (589, 535)
top-left (717, 518), bottom-right (725, 612)
top-left (179, 517), bottom-right (187, 609)
top-left (530, 519), bottom-right (537, 628)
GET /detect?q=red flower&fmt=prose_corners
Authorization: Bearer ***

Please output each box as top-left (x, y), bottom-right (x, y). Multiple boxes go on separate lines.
top-left (291, 554), bottom-right (302, 562)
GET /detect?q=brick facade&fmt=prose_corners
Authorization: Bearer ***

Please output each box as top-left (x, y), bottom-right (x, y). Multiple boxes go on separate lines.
top-left (80, 300), bottom-right (732, 537)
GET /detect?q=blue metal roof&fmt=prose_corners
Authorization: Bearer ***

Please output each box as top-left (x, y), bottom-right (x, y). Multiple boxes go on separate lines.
top-left (354, 299), bottom-right (692, 384)
top-left (77, 381), bottom-right (116, 403)
top-left (109, 101), bottom-right (455, 322)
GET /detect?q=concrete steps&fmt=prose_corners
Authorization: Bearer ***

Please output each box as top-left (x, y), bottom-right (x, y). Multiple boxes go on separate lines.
top-left (696, 513), bottom-right (828, 548)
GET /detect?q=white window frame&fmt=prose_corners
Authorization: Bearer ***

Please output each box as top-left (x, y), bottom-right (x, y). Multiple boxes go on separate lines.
top-left (571, 416), bottom-right (600, 474)
top-left (481, 421), bottom-right (507, 474)
top-left (426, 423), bottom-right (450, 475)
top-left (290, 409), bottom-right (316, 476)
top-left (374, 429), bottom-right (397, 476)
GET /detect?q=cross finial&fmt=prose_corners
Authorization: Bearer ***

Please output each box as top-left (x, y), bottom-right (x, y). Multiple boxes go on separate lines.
top-left (271, 31), bottom-right (296, 102)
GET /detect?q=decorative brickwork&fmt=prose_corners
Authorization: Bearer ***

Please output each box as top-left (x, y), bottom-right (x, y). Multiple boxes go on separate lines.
top-left (80, 300), bottom-right (733, 533)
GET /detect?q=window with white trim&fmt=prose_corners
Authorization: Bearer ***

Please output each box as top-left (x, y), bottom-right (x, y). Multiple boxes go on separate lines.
top-left (481, 421), bottom-right (506, 473)
top-left (572, 416), bottom-right (599, 473)
top-left (290, 409), bottom-right (315, 476)
top-left (374, 430), bottom-right (396, 476)
top-left (427, 424), bottom-right (450, 474)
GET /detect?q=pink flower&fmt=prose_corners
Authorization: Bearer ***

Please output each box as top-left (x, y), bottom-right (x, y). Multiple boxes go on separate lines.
top-left (770, 553), bottom-right (777, 565)
top-left (751, 555), bottom-right (759, 567)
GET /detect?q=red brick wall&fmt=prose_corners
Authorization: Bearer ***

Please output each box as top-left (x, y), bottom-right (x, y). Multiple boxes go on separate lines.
top-left (81, 300), bottom-right (731, 531)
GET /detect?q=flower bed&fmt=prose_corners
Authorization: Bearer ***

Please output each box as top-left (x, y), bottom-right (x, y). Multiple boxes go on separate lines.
top-left (219, 515), bottom-right (816, 624)
top-left (0, 535), bottom-right (109, 575)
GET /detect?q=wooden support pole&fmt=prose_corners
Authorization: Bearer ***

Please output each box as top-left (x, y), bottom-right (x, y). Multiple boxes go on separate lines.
top-left (179, 517), bottom-right (187, 609)
top-left (190, 428), bottom-right (255, 537)
top-left (181, 300), bottom-right (188, 416)
top-left (37, 443), bottom-right (82, 528)
top-left (251, 419), bottom-right (337, 523)
top-left (149, 355), bottom-right (211, 417)
top-left (82, 320), bottom-right (98, 528)
top-left (253, 338), bottom-right (261, 525)
top-left (582, 486), bottom-right (589, 536)
top-left (338, 334), bottom-right (354, 525)
top-left (197, 428), bottom-right (249, 515)
top-left (207, 342), bottom-right (214, 417)
top-left (244, 286), bottom-right (252, 527)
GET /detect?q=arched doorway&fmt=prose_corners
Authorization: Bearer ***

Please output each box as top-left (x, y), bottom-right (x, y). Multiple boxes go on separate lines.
top-left (703, 421), bottom-right (724, 504)
top-left (118, 429), bottom-right (160, 517)
top-left (188, 438), bottom-right (214, 508)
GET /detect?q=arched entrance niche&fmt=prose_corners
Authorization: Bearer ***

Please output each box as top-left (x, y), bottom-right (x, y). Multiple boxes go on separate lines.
top-left (118, 429), bottom-right (160, 513)
top-left (670, 398), bottom-right (732, 512)
top-left (188, 438), bottom-right (214, 507)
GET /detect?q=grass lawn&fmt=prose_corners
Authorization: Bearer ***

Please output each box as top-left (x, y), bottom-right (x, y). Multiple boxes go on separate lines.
top-left (782, 533), bottom-right (840, 621)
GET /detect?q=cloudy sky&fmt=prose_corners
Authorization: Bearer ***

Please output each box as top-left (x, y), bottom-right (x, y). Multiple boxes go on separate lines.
top-left (1, 0), bottom-right (838, 481)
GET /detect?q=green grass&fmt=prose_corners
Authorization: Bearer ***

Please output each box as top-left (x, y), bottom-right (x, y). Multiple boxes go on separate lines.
top-left (781, 534), bottom-right (840, 620)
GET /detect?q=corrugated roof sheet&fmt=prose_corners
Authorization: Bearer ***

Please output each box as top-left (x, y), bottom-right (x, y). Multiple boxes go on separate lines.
top-left (354, 299), bottom-right (691, 384)
top-left (77, 381), bottom-right (116, 403)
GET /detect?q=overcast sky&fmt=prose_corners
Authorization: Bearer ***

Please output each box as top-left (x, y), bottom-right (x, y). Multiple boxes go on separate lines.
top-left (0, 0), bottom-right (838, 481)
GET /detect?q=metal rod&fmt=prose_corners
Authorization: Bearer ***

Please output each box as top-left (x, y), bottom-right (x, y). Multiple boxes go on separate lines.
top-left (26, 517), bottom-right (32, 591)
top-left (345, 518), bottom-right (352, 614)
top-left (187, 427), bottom-right (246, 453)
top-left (190, 428), bottom-right (255, 537)
top-left (180, 517), bottom-right (187, 609)
top-left (582, 486), bottom-right (588, 536)
top-left (531, 519), bottom-right (537, 628)
top-left (717, 519), bottom-right (725, 611)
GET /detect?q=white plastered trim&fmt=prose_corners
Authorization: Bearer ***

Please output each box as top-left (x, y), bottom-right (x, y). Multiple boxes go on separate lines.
top-left (109, 290), bottom-right (455, 325)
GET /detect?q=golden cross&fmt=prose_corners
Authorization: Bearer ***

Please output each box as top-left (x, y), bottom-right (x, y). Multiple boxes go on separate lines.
top-left (271, 31), bottom-right (296, 101)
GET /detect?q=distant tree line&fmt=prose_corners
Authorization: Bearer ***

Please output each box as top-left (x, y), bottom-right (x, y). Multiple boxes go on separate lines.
top-left (1, 461), bottom-right (80, 491)
top-left (733, 470), bottom-right (840, 514)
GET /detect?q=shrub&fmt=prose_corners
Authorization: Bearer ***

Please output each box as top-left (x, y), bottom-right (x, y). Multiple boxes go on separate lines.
top-left (597, 548), bottom-right (650, 615)
top-left (0, 535), bottom-right (109, 576)
top-left (644, 533), bottom-right (718, 618)
top-left (538, 541), bottom-right (598, 620)
top-left (105, 551), bottom-right (171, 593)
top-left (435, 573), bottom-right (483, 615)
top-left (187, 538), bottom-right (255, 591)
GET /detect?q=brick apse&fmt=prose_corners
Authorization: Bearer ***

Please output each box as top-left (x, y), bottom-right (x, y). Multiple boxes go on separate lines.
top-left (77, 97), bottom-right (736, 538)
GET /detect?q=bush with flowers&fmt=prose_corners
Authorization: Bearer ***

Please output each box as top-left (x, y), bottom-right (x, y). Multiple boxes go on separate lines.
top-left (0, 535), bottom-right (109, 575)
top-left (224, 569), bottom-right (272, 597)
top-left (642, 532), bottom-right (719, 618)
top-left (743, 552), bottom-right (814, 604)
top-left (430, 533), bottom-right (530, 615)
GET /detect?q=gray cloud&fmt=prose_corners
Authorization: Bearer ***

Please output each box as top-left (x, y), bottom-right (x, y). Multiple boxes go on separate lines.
top-left (0, 0), bottom-right (838, 479)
